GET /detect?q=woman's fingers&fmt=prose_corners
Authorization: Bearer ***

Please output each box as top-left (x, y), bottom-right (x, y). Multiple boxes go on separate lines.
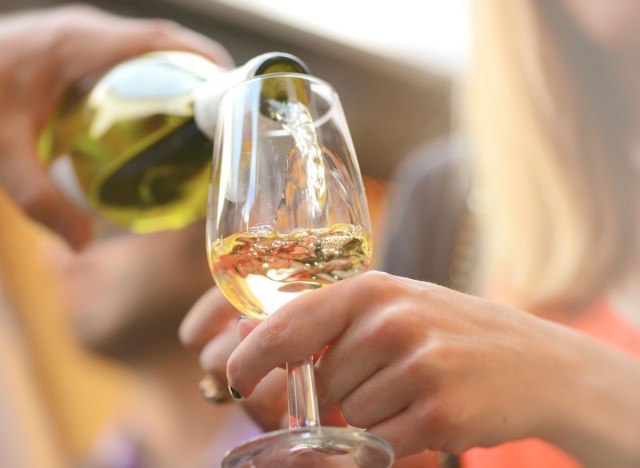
top-left (180, 287), bottom-right (240, 351)
top-left (313, 292), bottom-right (425, 412)
top-left (222, 270), bottom-right (481, 457)
top-left (41, 5), bottom-right (233, 86)
top-left (368, 407), bottom-right (441, 458)
top-left (338, 365), bottom-right (413, 430)
top-left (0, 144), bottom-right (92, 250)
top-left (198, 326), bottom-right (238, 383)
top-left (226, 272), bottom-right (396, 398)
top-left (237, 316), bottom-right (261, 340)
top-left (217, 267), bottom-right (573, 457)
top-left (62, 12), bottom-right (233, 79)
top-left (242, 369), bottom-right (289, 431)
top-left (227, 270), bottom-right (435, 398)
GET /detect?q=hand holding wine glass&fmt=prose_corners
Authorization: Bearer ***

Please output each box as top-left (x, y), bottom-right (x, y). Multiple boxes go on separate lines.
top-left (207, 72), bottom-right (394, 466)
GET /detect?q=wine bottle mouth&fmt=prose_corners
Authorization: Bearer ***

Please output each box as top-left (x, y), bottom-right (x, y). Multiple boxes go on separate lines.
top-left (193, 52), bottom-right (309, 140)
top-left (225, 72), bottom-right (334, 97)
top-left (254, 54), bottom-right (310, 76)
top-left (220, 73), bottom-right (339, 137)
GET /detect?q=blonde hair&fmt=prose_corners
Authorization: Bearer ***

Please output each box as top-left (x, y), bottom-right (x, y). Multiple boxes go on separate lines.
top-left (464, 0), bottom-right (638, 311)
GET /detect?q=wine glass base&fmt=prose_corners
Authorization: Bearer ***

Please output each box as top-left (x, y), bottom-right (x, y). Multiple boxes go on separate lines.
top-left (221, 426), bottom-right (394, 467)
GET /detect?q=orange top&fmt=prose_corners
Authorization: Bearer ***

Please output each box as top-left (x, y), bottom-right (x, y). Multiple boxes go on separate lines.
top-left (461, 299), bottom-right (640, 468)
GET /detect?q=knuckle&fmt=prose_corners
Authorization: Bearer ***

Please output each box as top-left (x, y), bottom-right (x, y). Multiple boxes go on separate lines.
top-left (365, 307), bottom-right (409, 349)
top-left (403, 354), bottom-right (427, 384)
top-left (353, 271), bottom-right (417, 305)
top-left (359, 270), bottom-right (394, 290)
top-left (254, 314), bottom-right (288, 355)
top-left (144, 19), bottom-right (182, 37)
top-left (415, 399), bottom-right (455, 450)
top-left (403, 345), bottom-right (448, 392)
top-left (413, 394), bottom-right (468, 454)
top-left (417, 337), bottom-right (458, 375)
top-left (426, 339), bottom-right (452, 362)
top-left (422, 399), bottom-right (450, 431)
top-left (362, 302), bottom-right (427, 354)
top-left (398, 346), bottom-right (440, 399)
top-left (345, 270), bottom-right (397, 310)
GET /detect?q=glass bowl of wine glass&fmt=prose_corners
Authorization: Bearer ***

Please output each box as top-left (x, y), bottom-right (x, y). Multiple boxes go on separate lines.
top-left (207, 73), bottom-right (394, 467)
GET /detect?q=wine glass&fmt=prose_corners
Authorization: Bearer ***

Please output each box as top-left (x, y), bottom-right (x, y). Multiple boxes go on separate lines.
top-left (207, 73), bottom-right (394, 467)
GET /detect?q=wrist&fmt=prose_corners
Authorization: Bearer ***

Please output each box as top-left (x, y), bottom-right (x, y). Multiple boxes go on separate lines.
top-left (536, 325), bottom-right (640, 466)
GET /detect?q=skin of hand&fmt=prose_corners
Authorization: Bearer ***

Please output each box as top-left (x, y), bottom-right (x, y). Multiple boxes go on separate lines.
top-left (180, 287), bottom-right (290, 431)
top-left (215, 271), bottom-right (640, 465)
top-left (180, 286), bottom-right (443, 467)
top-left (0, 4), bottom-right (232, 250)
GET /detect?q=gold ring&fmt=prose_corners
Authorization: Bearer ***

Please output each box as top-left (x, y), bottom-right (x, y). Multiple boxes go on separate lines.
top-left (199, 374), bottom-right (232, 404)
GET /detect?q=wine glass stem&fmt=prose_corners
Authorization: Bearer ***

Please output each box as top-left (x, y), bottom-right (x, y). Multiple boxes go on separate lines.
top-left (286, 357), bottom-right (320, 429)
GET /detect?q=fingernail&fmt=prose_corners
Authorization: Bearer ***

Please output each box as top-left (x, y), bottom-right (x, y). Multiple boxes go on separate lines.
top-left (229, 385), bottom-right (242, 399)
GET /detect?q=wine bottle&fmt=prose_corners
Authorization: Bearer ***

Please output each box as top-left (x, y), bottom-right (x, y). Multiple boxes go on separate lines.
top-left (38, 51), bottom-right (308, 233)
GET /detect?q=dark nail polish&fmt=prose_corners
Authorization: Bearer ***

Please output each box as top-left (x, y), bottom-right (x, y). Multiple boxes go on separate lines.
top-left (229, 385), bottom-right (242, 399)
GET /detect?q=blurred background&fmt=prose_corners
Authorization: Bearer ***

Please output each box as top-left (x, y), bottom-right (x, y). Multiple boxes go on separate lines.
top-left (0, 0), bottom-right (469, 466)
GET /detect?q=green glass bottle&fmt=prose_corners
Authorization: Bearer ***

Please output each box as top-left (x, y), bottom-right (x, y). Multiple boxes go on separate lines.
top-left (38, 51), bottom-right (308, 233)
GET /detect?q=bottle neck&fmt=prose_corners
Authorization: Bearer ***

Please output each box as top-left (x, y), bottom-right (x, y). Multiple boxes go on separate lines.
top-left (193, 52), bottom-right (310, 140)
top-left (193, 66), bottom-right (247, 140)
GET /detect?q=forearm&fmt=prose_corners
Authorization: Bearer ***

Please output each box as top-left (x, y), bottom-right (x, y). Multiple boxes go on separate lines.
top-left (539, 327), bottom-right (640, 467)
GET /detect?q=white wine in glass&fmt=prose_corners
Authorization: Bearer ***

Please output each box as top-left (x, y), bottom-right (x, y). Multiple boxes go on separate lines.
top-left (210, 224), bottom-right (371, 320)
top-left (207, 73), bottom-right (394, 467)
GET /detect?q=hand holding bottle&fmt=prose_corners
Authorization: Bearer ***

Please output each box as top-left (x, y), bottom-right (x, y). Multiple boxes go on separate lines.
top-left (0, 4), bottom-right (232, 249)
